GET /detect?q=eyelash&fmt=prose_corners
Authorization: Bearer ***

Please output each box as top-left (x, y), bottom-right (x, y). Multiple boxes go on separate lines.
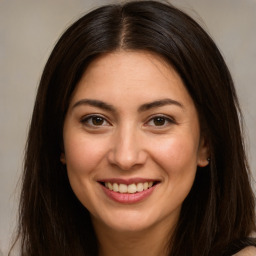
top-left (80, 115), bottom-right (111, 128)
top-left (80, 114), bottom-right (176, 128)
top-left (145, 115), bottom-right (176, 128)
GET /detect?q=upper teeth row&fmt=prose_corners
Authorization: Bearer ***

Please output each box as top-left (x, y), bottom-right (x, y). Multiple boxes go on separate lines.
top-left (104, 181), bottom-right (154, 194)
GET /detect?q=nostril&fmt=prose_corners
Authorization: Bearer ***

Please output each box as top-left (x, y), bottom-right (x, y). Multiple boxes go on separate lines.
top-left (107, 142), bottom-right (148, 170)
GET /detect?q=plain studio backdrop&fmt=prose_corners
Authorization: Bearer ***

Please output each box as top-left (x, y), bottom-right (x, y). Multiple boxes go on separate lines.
top-left (0, 0), bottom-right (255, 254)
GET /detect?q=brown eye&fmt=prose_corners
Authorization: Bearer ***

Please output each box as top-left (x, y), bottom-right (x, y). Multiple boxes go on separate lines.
top-left (146, 115), bottom-right (176, 128)
top-left (92, 116), bottom-right (104, 126)
top-left (153, 117), bottom-right (166, 126)
top-left (81, 115), bottom-right (110, 128)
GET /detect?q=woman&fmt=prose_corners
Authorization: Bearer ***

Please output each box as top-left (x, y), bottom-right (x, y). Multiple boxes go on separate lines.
top-left (11, 1), bottom-right (256, 255)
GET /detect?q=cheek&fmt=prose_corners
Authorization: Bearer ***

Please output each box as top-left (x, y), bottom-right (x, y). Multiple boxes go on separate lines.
top-left (151, 135), bottom-right (199, 175)
top-left (152, 136), bottom-right (198, 198)
top-left (152, 137), bottom-right (199, 207)
top-left (64, 135), bottom-right (108, 175)
top-left (63, 135), bottom-right (109, 212)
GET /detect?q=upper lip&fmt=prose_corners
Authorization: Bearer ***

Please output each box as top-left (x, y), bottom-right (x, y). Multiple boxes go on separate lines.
top-left (98, 178), bottom-right (160, 185)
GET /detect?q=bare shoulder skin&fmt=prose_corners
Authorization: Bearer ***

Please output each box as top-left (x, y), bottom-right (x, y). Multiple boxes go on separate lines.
top-left (233, 246), bottom-right (256, 256)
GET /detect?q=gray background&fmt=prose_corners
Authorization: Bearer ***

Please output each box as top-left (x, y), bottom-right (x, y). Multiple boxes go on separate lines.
top-left (0, 0), bottom-right (255, 254)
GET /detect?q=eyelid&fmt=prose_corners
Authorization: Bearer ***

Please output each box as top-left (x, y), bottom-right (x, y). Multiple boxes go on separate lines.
top-left (144, 114), bottom-right (177, 127)
top-left (80, 114), bottom-right (112, 127)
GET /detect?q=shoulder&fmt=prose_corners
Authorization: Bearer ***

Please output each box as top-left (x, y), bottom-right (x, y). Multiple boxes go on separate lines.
top-left (233, 246), bottom-right (256, 256)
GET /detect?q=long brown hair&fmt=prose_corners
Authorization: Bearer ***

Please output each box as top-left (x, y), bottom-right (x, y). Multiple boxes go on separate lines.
top-left (11, 1), bottom-right (256, 255)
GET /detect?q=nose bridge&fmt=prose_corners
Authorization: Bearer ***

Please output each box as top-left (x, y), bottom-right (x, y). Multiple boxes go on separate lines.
top-left (108, 122), bottom-right (146, 170)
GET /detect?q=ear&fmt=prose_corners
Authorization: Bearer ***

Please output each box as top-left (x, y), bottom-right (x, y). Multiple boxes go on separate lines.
top-left (197, 137), bottom-right (210, 167)
top-left (60, 152), bottom-right (66, 164)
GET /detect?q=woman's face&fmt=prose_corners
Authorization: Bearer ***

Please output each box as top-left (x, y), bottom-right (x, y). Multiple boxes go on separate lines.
top-left (62, 51), bottom-right (208, 234)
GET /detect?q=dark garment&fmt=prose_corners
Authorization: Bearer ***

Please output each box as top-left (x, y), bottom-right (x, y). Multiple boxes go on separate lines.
top-left (222, 237), bottom-right (256, 256)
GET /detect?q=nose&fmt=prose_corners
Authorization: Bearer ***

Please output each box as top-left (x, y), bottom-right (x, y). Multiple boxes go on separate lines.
top-left (107, 126), bottom-right (147, 171)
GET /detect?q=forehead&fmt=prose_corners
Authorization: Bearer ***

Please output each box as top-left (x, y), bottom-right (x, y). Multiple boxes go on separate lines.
top-left (82, 51), bottom-right (180, 86)
top-left (69, 50), bottom-right (194, 111)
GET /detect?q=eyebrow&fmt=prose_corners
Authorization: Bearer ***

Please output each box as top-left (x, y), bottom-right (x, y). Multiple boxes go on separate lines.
top-left (72, 99), bottom-right (116, 112)
top-left (71, 98), bottom-right (183, 113)
top-left (138, 98), bottom-right (184, 112)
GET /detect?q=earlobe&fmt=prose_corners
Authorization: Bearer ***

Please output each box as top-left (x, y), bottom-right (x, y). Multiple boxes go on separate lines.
top-left (60, 153), bottom-right (66, 164)
top-left (197, 137), bottom-right (210, 167)
top-left (197, 158), bottom-right (210, 167)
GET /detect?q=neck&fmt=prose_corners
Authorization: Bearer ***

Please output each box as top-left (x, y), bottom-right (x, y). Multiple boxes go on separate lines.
top-left (92, 217), bottom-right (176, 256)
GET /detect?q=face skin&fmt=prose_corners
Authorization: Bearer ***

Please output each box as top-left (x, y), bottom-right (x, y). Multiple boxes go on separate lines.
top-left (62, 51), bottom-right (209, 255)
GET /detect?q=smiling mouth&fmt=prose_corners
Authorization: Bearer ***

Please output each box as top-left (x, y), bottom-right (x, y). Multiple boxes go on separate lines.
top-left (101, 181), bottom-right (159, 194)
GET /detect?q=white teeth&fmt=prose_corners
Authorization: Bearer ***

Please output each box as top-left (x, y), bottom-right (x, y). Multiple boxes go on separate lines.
top-left (137, 183), bottom-right (144, 192)
top-left (119, 184), bottom-right (128, 193)
top-left (104, 181), bottom-right (156, 193)
top-left (143, 182), bottom-right (149, 190)
top-left (106, 182), bottom-right (113, 190)
top-left (127, 184), bottom-right (137, 193)
top-left (113, 183), bottom-right (119, 192)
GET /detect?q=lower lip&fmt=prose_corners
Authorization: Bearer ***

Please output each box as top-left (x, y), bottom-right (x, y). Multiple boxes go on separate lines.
top-left (101, 184), bottom-right (157, 204)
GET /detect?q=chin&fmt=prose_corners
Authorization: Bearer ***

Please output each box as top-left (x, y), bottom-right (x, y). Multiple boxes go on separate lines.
top-left (92, 206), bottom-right (175, 234)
